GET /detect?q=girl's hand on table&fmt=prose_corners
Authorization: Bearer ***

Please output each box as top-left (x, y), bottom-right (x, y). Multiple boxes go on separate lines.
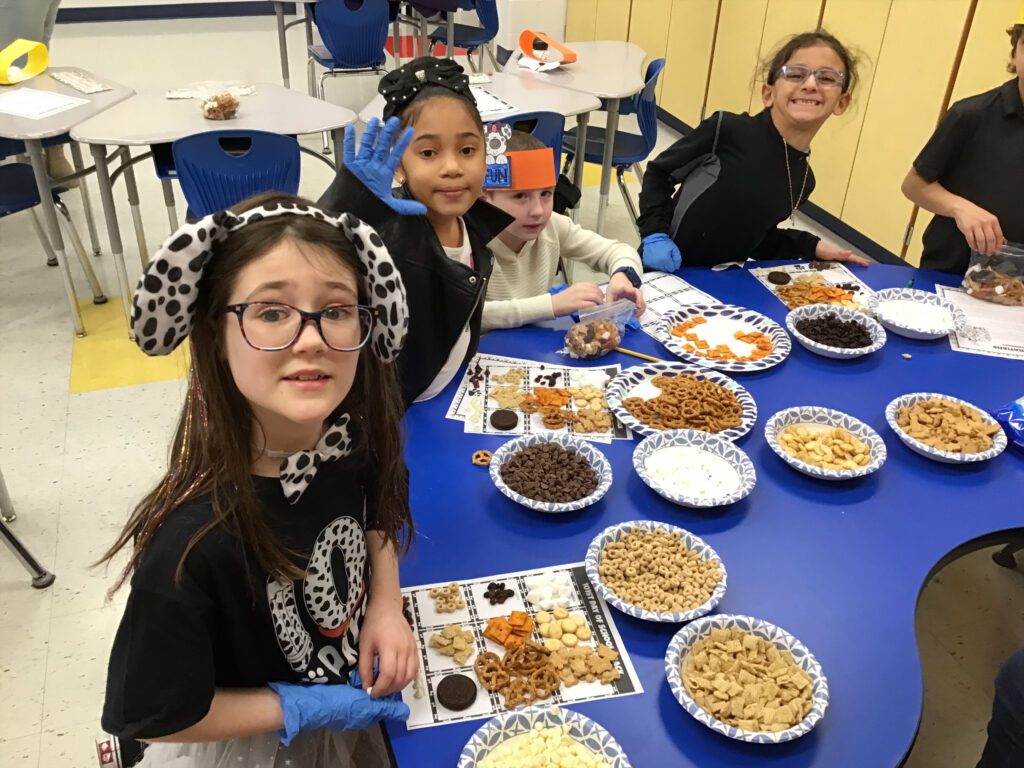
top-left (815, 240), bottom-right (870, 267)
top-left (357, 597), bottom-right (418, 698)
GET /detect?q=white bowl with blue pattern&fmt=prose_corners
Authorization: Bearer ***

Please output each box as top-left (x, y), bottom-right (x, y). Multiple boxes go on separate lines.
top-left (458, 705), bottom-right (631, 768)
top-left (585, 520), bottom-right (727, 623)
top-left (885, 392), bottom-right (1007, 464)
top-left (764, 406), bottom-right (887, 480)
top-left (665, 614), bottom-right (829, 744)
top-left (867, 288), bottom-right (966, 340)
top-left (785, 304), bottom-right (887, 359)
top-left (605, 362), bottom-right (757, 441)
top-left (490, 434), bottom-right (613, 513)
top-left (655, 304), bottom-right (791, 373)
top-left (633, 430), bottom-right (756, 508)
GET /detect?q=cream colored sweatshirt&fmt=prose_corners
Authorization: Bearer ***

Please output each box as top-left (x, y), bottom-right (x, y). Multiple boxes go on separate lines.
top-left (482, 212), bottom-right (642, 331)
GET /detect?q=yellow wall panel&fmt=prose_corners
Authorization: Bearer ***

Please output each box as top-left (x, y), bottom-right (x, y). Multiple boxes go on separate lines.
top-left (566, 0), bottom-right (598, 42)
top-left (842, 0), bottom-right (970, 257)
top-left (747, 0), bottom-right (824, 114)
top-left (595, 0), bottom-right (633, 42)
top-left (905, 0), bottom-right (1018, 265)
top-left (705, 0), bottom-right (770, 115)
top-left (810, 0), bottom-right (891, 217)
top-left (628, 0), bottom-right (673, 100)
top-left (659, 0), bottom-right (720, 126)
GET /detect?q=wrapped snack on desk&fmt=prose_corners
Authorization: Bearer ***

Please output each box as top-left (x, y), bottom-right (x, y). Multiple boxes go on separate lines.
top-left (200, 92), bottom-right (239, 120)
top-left (563, 299), bottom-right (638, 360)
top-left (962, 243), bottom-right (1024, 306)
top-left (993, 396), bottom-right (1024, 452)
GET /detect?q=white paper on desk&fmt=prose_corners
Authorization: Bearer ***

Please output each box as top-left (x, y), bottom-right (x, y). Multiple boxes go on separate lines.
top-left (0, 88), bottom-right (88, 119)
top-left (469, 86), bottom-right (515, 117)
top-left (165, 81), bottom-right (256, 100)
top-left (518, 56), bottom-right (560, 72)
top-left (935, 285), bottom-right (1024, 361)
top-left (636, 271), bottom-right (720, 341)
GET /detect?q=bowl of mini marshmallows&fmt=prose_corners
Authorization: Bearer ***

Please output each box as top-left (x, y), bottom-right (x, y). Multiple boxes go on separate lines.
top-left (785, 304), bottom-right (886, 359)
top-left (490, 434), bottom-right (613, 513)
top-left (633, 429), bottom-right (756, 508)
top-left (585, 520), bottom-right (727, 623)
top-left (764, 406), bottom-right (887, 480)
top-left (885, 392), bottom-right (1007, 464)
top-left (867, 288), bottom-right (966, 340)
top-left (459, 704), bottom-right (631, 768)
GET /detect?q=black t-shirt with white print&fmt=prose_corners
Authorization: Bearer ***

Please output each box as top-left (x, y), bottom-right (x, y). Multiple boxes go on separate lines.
top-left (102, 459), bottom-right (376, 741)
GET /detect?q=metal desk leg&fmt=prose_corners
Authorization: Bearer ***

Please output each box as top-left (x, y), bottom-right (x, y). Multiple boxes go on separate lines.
top-left (91, 144), bottom-right (134, 334)
top-left (70, 142), bottom-right (101, 257)
top-left (570, 112), bottom-right (589, 224)
top-left (25, 139), bottom-right (86, 336)
top-left (304, 2), bottom-right (316, 98)
top-left (161, 178), bottom-right (178, 233)
top-left (28, 209), bottom-right (59, 267)
top-left (595, 97), bottom-right (620, 236)
top-left (392, 16), bottom-right (402, 67)
top-left (274, 1), bottom-right (290, 88)
top-left (120, 147), bottom-right (150, 267)
top-left (331, 128), bottom-right (344, 161)
top-left (446, 13), bottom-right (455, 59)
top-left (419, 14), bottom-right (428, 56)
top-left (0, 469), bottom-right (55, 589)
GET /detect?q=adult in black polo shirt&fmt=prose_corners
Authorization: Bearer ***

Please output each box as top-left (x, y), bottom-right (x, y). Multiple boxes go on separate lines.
top-left (901, 22), bottom-right (1024, 274)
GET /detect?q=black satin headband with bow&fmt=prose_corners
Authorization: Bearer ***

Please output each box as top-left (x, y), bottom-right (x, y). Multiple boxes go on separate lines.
top-left (379, 56), bottom-right (474, 121)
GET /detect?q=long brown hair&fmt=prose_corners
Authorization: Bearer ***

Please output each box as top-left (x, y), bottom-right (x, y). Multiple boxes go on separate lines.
top-left (100, 193), bottom-right (412, 591)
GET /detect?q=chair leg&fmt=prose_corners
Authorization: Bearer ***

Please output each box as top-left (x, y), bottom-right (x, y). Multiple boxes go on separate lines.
top-left (319, 72), bottom-right (333, 154)
top-left (466, 49), bottom-right (480, 73)
top-left (616, 167), bottom-right (641, 237)
top-left (632, 162), bottom-right (644, 184)
top-left (486, 41), bottom-right (500, 71)
top-left (28, 208), bottom-right (59, 267)
top-left (70, 142), bottom-right (102, 257)
top-left (55, 199), bottom-right (107, 304)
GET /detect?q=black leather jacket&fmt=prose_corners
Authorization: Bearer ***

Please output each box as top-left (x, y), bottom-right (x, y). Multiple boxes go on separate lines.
top-left (319, 168), bottom-right (513, 407)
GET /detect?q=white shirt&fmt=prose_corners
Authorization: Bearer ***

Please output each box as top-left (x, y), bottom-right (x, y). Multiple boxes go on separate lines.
top-left (415, 219), bottom-right (474, 403)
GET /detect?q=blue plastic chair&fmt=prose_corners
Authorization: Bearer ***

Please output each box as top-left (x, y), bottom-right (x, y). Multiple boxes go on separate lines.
top-left (171, 130), bottom-right (301, 219)
top-left (487, 111), bottom-right (564, 178)
top-left (0, 137), bottom-right (106, 301)
top-left (427, 0), bottom-right (500, 72)
top-left (562, 58), bottom-right (666, 229)
top-left (309, 0), bottom-right (391, 153)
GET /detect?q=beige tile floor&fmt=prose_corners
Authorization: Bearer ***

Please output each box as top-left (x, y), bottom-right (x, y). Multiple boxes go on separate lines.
top-left (0, 13), bottom-right (1021, 768)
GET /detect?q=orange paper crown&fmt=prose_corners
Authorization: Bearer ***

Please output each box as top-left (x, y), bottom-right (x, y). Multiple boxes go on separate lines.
top-left (485, 147), bottom-right (556, 190)
top-left (519, 30), bottom-right (577, 64)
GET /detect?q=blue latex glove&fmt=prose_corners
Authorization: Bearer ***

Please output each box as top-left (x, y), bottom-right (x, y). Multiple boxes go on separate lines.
top-left (641, 233), bottom-right (682, 272)
top-left (343, 116), bottom-right (427, 217)
top-left (269, 680), bottom-right (410, 746)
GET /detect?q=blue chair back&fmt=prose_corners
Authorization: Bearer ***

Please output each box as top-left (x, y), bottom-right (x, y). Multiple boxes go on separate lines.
top-left (636, 58), bottom-right (666, 158)
top-left (172, 130), bottom-right (300, 217)
top-left (489, 111), bottom-right (565, 177)
top-left (314, 0), bottom-right (389, 69)
top-left (473, 0), bottom-right (500, 39)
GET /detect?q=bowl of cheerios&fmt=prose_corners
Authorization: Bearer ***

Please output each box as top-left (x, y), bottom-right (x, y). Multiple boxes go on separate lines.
top-left (584, 520), bottom-right (727, 623)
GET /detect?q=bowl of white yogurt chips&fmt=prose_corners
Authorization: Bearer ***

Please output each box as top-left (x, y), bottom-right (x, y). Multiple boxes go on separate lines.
top-left (633, 429), bottom-right (757, 508)
top-left (867, 288), bottom-right (966, 340)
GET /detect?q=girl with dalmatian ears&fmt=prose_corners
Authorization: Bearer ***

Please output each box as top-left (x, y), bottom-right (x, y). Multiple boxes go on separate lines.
top-left (98, 193), bottom-right (416, 767)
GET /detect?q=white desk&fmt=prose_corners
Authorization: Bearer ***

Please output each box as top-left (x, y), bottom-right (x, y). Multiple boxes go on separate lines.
top-left (505, 41), bottom-right (647, 234)
top-left (0, 68), bottom-right (133, 336)
top-left (358, 71), bottom-right (600, 122)
top-left (72, 84), bottom-right (357, 334)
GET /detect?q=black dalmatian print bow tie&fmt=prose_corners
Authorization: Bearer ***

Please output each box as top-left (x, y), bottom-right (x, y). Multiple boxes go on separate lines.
top-left (130, 202), bottom-right (408, 364)
top-left (278, 413), bottom-right (353, 504)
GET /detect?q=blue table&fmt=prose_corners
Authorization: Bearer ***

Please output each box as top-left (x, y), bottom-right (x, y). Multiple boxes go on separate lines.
top-left (389, 262), bottom-right (1024, 767)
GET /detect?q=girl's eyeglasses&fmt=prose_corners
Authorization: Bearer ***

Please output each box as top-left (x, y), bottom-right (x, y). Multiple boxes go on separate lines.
top-left (223, 302), bottom-right (376, 352)
top-left (777, 64), bottom-right (846, 89)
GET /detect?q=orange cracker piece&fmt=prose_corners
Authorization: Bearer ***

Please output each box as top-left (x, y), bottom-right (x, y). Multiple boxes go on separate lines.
top-left (511, 616), bottom-right (535, 637)
top-left (504, 634), bottom-right (526, 650)
top-left (508, 611), bottom-right (530, 628)
top-left (484, 617), bottom-right (512, 645)
top-left (695, 339), bottom-right (709, 350)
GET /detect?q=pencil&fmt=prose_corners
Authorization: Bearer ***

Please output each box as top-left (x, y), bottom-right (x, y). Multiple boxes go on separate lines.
top-left (613, 346), bottom-right (665, 363)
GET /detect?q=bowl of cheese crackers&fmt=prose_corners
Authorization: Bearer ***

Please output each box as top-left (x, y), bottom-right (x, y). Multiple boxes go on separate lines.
top-left (764, 406), bottom-right (887, 480)
top-left (885, 393), bottom-right (1006, 464)
top-left (665, 614), bottom-right (829, 743)
top-left (585, 520), bottom-right (727, 623)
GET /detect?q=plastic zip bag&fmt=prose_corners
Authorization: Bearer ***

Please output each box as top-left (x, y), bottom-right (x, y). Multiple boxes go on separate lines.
top-left (962, 243), bottom-right (1024, 306)
top-left (561, 299), bottom-right (638, 360)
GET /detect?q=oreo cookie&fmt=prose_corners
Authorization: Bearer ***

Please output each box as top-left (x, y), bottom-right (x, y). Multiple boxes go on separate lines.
top-left (766, 271), bottom-right (792, 285)
top-left (436, 673), bottom-right (477, 711)
top-left (490, 409), bottom-right (518, 431)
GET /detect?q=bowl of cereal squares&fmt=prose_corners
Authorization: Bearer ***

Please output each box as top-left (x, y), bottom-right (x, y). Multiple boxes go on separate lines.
top-left (490, 434), bottom-right (613, 513)
top-left (885, 393), bottom-right (1007, 464)
top-left (664, 614), bottom-right (829, 743)
top-left (458, 704), bottom-right (631, 768)
top-left (633, 429), bottom-right (757, 508)
top-left (764, 406), bottom-right (887, 480)
top-left (585, 520), bottom-right (727, 623)
top-left (785, 304), bottom-right (886, 360)
top-left (867, 288), bottom-right (966, 340)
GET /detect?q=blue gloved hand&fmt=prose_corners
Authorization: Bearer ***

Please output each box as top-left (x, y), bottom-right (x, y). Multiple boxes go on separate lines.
top-left (343, 116), bottom-right (427, 217)
top-left (641, 233), bottom-right (682, 272)
top-left (269, 680), bottom-right (410, 746)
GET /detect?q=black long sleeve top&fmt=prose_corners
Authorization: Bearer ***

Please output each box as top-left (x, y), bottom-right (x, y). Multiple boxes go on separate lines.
top-left (638, 109), bottom-right (821, 267)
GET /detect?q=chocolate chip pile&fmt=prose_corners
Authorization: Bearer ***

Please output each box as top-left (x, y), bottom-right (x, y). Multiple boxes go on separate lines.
top-left (500, 443), bottom-right (599, 503)
top-left (794, 313), bottom-right (873, 349)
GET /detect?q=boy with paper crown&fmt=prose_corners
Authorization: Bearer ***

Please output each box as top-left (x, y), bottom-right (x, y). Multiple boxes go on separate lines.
top-left (900, 1), bottom-right (1024, 273)
top-left (480, 128), bottom-right (646, 331)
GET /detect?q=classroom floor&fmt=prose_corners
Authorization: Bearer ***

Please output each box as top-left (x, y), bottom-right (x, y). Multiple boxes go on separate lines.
top-left (0, 13), bottom-right (1020, 768)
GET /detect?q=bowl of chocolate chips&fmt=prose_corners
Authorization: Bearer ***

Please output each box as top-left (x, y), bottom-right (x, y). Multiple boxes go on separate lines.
top-left (489, 434), bottom-right (613, 513)
top-left (785, 304), bottom-right (886, 360)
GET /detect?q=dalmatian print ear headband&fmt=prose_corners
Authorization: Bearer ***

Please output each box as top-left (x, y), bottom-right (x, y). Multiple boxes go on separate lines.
top-left (131, 203), bottom-right (408, 363)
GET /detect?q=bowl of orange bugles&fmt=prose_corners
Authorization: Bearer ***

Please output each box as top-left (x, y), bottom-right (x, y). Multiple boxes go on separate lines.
top-left (657, 304), bottom-right (791, 374)
top-left (483, 611), bottom-right (535, 651)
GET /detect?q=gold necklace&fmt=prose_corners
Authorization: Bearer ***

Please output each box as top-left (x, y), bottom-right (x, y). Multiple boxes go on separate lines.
top-left (782, 134), bottom-right (810, 224)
